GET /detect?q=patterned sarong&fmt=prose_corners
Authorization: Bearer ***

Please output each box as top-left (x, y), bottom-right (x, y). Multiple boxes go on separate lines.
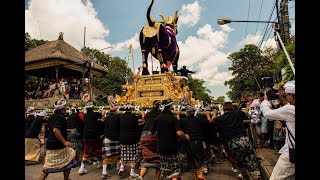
top-left (140, 131), bottom-right (160, 168)
top-left (159, 153), bottom-right (181, 179)
top-left (228, 136), bottom-right (261, 179)
top-left (67, 130), bottom-right (83, 163)
top-left (102, 137), bottom-right (120, 164)
top-left (43, 147), bottom-right (76, 170)
top-left (25, 138), bottom-right (41, 162)
top-left (185, 140), bottom-right (208, 171)
top-left (82, 138), bottom-right (102, 161)
top-left (120, 143), bottom-right (140, 163)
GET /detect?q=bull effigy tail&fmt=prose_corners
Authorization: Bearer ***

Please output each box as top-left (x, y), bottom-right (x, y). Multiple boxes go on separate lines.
top-left (147, 0), bottom-right (155, 26)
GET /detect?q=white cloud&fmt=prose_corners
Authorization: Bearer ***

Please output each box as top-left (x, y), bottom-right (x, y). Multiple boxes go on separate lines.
top-left (238, 31), bottom-right (277, 50)
top-left (25, 0), bottom-right (140, 55)
top-left (111, 33), bottom-right (140, 52)
top-left (178, 0), bottom-right (201, 27)
top-left (177, 24), bottom-right (234, 86)
top-left (25, 0), bottom-right (113, 50)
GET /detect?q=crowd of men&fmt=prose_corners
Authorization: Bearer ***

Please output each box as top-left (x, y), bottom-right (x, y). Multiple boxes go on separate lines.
top-left (25, 80), bottom-right (295, 180)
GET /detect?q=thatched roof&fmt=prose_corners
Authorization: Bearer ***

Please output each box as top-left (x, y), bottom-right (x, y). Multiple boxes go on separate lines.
top-left (25, 32), bottom-right (107, 73)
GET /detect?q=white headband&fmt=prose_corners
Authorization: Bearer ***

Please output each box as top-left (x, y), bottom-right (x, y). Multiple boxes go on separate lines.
top-left (284, 80), bottom-right (295, 94)
top-left (84, 104), bottom-right (94, 109)
top-left (54, 100), bottom-right (66, 111)
top-left (36, 111), bottom-right (47, 117)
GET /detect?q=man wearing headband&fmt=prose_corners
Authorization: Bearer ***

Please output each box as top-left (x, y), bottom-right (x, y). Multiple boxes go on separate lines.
top-left (151, 99), bottom-right (190, 180)
top-left (260, 80), bottom-right (295, 179)
top-left (178, 105), bottom-right (211, 180)
top-left (25, 107), bottom-right (36, 135)
top-left (66, 102), bottom-right (84, 167)
top-left (100, 106), bottom-right (121, 179)
top-left (78, 102), bottom-right (103, 174)
top-left (211, 102), bottom-right (261, 180)
top-left (39, 99), bottom-right (76, 180)
top-left (118, 103), bottom-right (140, 178)
top-left (137, 100), bottom-right (162, 180)
top-left (25, 111), bottom-right (47, 164)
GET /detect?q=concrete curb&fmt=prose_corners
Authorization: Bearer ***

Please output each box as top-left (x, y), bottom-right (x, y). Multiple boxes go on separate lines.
top-left (259, 161), bottom-right (271, 180)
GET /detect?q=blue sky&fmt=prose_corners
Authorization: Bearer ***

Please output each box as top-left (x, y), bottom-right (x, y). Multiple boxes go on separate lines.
top-left (25, 0), bottom-right (295, 101)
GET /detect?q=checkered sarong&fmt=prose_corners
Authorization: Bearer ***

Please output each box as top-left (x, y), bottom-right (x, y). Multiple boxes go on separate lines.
top-left (25, 138), bottom-right (41, 162)
top-left (159, 153), bottom-right (181, 179)
top-left (102, 138), bottom-right (120, 164)
top-left (120, 143), bottom-right (140, 163)
top-left (43, 147), bottom-right (76, 170)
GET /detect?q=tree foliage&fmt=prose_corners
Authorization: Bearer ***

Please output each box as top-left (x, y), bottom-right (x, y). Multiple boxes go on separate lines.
top-left (214, 96), bottom-right (225, 104)
top-left (275, 36), bottom-right (295, 81)
top-left (188, 76), bottom-right (211, 105)
top-left (25, 32), bottom-right (48, 51)
top-left (225, 44), bottom-right (279, 102)
top-left (81, 47), bottom-right (133, 96)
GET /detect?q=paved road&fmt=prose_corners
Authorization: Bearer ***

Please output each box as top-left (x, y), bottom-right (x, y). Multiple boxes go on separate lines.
top-left (25, 146), bottom-right (241, 180)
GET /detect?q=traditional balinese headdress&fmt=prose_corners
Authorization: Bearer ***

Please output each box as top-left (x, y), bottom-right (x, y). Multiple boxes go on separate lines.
top-left (284, 80), bottom-right (295, 94)
top-left (54, 99), bottom-right (66, 111)
top-left (35, 111), bottom-right (47, 117)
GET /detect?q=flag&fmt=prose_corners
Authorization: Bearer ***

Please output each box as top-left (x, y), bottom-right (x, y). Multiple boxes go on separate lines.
top-left (128, 43), bottom-right (133, 53)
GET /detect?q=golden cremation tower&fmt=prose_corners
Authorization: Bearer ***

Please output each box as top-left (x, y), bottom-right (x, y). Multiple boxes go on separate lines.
top-left (115, 72), bottom-right (199, 107)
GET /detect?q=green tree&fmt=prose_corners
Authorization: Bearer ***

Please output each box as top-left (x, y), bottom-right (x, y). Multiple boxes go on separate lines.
top-left (275, 36), bottom-right (295, 81)
top-left (188, 76), bottom-right (211, 105)
top-left (225, 44), bottom-right (278, 102)
top-left (214, 96), bottom-right (225, 104)
top-left (25, 32), bottom-right (48, 51)
top-left (81, 47), bottom-right (133, 96)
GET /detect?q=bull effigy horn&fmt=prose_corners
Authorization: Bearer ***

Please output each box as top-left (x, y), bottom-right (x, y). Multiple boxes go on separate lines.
top-left (159, 14), bottom-right (167, 24)
top-left (173, 10), bottom-right (179, 23)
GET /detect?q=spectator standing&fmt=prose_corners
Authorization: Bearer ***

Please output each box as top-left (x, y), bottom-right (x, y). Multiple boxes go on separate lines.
top-left (260, 80), bottom-right (295, 180)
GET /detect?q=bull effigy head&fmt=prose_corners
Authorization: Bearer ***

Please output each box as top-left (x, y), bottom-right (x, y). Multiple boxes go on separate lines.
top-left (160, 11), bottom-right (179, 34)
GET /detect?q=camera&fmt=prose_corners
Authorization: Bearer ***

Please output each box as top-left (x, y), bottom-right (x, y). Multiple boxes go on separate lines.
top-left (260, 77), bottom-right (278, 100)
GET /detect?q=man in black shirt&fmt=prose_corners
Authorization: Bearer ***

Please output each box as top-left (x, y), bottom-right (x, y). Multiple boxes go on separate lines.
top-left (100, 106), bottom-right (120, 179)
top-left (66, 102), bottom-right (84, 167)
top-left (39, 99), bottom-right (76, 180)
top-left (25, 111), bottom-right (47, 164)
top-left (151, 99), bottom-right (190, 180)
top-left (137, 100), bottom-right (161, 180)
top-left (25, 107), bottom-right (36, 136)
top-left (176, 65), bottom-right (196, 88)
top-left (178, 105), bottom-right (210, 180)
top-left (118, 104), bottom-right (140, 178)
top-left (212, 102), bottom-right (261, 180)
top-left (78, 102), bottom-right (103, 175)
top-left (176, 65), bottom-right (195, 78)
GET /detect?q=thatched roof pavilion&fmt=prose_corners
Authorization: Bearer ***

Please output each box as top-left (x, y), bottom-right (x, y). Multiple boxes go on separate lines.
top-left (25, 32), bottom-right (107, 80)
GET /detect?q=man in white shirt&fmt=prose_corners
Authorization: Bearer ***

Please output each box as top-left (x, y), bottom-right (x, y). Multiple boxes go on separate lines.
top-left (260, 80), bottom-right (295, 180)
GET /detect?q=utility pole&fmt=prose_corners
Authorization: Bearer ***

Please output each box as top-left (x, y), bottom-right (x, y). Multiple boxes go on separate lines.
top-left (280, 0), bottom-right (290, 45)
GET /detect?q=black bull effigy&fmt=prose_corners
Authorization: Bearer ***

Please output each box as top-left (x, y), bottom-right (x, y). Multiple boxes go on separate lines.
top-left (139, 0), bottom-right (180, 75)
